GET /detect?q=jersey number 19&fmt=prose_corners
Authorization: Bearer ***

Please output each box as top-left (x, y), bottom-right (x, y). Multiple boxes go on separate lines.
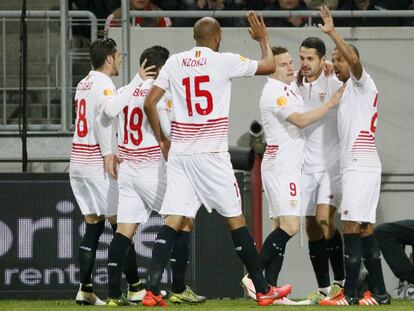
top-left (122, 106), bottom-right (143, 146)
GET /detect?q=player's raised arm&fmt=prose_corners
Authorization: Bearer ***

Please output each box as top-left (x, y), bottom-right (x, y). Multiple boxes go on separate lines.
top-left (247, 11), bottom-right (275, 75)
top-left (318, 6), bottom-right (362, 80)
top-left (100, 60), bottom-right (157, 119)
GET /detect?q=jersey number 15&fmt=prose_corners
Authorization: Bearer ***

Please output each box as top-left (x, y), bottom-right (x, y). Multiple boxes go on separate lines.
top-left (182, 75), bottom-right (213, 116)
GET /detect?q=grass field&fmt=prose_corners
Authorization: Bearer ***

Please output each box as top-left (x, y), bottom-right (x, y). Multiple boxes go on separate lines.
top-left (0, 300), bottom-right (412, 311)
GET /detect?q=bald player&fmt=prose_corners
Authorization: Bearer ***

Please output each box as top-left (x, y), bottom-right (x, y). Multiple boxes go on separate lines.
top-left (142, 12), bottom-right (291, 307)
top-left (318, 7), bottom-right (390, 306)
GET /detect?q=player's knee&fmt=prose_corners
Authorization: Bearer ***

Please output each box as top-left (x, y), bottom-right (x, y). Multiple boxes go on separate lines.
top-left (343, 221), bottom-right (360, 234)
top-left (116, 223), bottom-right (138, 239)
top-left (360, 223), bottom-right (374, 236)
top-left (165, 215), bottom-right (185, 231)
top-left (288, 224), bottom-right (300, 236)
top-left (180, 217), bottom-right (194, 232)
top-left (316, 216), bottom-right (330, 228)
top-left (287, 219), bottom-right (300, 236)
top-left (226, 215), bottom-right (246, 230)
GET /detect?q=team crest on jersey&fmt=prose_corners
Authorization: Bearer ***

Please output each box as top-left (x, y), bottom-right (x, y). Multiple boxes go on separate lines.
top-left (167, 99), bottom-right (172, 109)
top-left (318, 92), bottom-right (327, 102)
top-left (195, 50), bottom-right (201, 58)
top-left (276, 96), bottom-right (288, 107)
top-left (103, 88), bottom-right (113, 96)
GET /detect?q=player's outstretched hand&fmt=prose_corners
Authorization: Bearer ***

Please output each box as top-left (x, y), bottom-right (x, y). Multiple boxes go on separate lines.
top-left (318, 6), bottom-right (335, 34)
top-left (104, 154), bottom-right (121, 180)
top-left (329, 84), bottom-right (346, 108)
top-left (247, 11), bottom-right (269, 42)
top-left (139, 58), bottom-right (157, 81)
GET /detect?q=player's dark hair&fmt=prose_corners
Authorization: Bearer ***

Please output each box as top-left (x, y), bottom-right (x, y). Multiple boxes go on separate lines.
top-left (335, 44), bottom-right (360, 58)
top-left (300, 37), bottom-right (326, 58)
top-left (139, 45), bottom-right (170, 71)
top-left (333, 44), bottom-right (360, 58)
top-left (271, 46), bottom-right (288, 56)
top-left (349, 44), bottom-right (360, 58)
top-left (89, 38), bottom-right (117, 69)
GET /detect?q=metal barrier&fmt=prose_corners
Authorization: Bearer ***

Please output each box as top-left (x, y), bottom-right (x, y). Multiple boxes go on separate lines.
top-left (0, 10), bottom-right (98, 131)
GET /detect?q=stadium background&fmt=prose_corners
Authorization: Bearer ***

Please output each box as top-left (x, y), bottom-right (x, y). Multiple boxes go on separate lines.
top-left (1, 0), bottom-right (414, 301)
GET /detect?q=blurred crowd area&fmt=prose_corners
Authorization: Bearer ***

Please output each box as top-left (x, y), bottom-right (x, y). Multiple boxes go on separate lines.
top-left (69, 0), bottom-right (414, 39)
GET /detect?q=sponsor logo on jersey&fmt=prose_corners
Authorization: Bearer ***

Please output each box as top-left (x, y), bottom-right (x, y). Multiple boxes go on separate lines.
top-left (276, 96), bottom-right (288, 107)
top-left (195, 50), bottom-right (201, 58)
top-left (239, 55), bottom-right (248, 62)
top-left (103, 88), bottom-right (113, 96)
top-left (289, 199), bottom-right (297, 208)
top-left (76, 81), bottom-right (93, 91)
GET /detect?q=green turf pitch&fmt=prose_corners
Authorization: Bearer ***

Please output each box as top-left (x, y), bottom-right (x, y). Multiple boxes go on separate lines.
top-left (0, 300), bottom-right (412, 310)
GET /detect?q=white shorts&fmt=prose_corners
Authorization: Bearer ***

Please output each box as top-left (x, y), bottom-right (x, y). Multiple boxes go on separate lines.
top-left (262, 168), bottom-right (302, 219)
top-left (340, 170), bottom-right (381, 223)
top-left (70, 175), bottom-right (118, 217)
top-left (117, 162), bottom-right (167, 224)
top-left (160, 153), bottom-right (242, 218)
top-left (301, 162), bottom-right (341, 216)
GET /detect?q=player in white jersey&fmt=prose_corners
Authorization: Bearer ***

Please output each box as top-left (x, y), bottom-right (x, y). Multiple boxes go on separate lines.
top-left (141, 12), bottom-right (292, 307)
top-left (69, 38), bottom-right (154, 305)
top-left (242, 46), bottom-right (344, 304)
top-left (298, 36), bottom-right (346, 302)
top-left (99, 46), bottom-right (205, 306)
top-left (318, 7), bottom-right (390, 306)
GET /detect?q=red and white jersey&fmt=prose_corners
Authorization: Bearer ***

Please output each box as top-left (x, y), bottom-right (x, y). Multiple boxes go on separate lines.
top-left (154, 46), bottom-right (258, 155)
top-left (70, 71), bottom-right (116, 178)
top-left (339, 69), bottom-right (381, 172)
top-left (299, 74), bottom-right (342, 173)
top-left (260, 78), bottom-right (304, 171)
top-left (117, 79), bottom-right (168, 175)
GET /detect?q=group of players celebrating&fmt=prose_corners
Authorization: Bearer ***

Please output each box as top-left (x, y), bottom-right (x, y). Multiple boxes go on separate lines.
top-left (69, 6), bottom-right (390, 307)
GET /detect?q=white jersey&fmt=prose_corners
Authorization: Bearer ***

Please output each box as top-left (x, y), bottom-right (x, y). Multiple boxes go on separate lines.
top-left (339, 69), bottom-right (381, 172)
top-left (69, 71), bottom-right (116, 178)
top-left (117, 79), bottom-right (169, 175)
top-left (299, 74), bottom-right (342, 172)
top-left (154, 46), bottom-right (258, 155)
top-left (260, 78), bottom-right (304, 171)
